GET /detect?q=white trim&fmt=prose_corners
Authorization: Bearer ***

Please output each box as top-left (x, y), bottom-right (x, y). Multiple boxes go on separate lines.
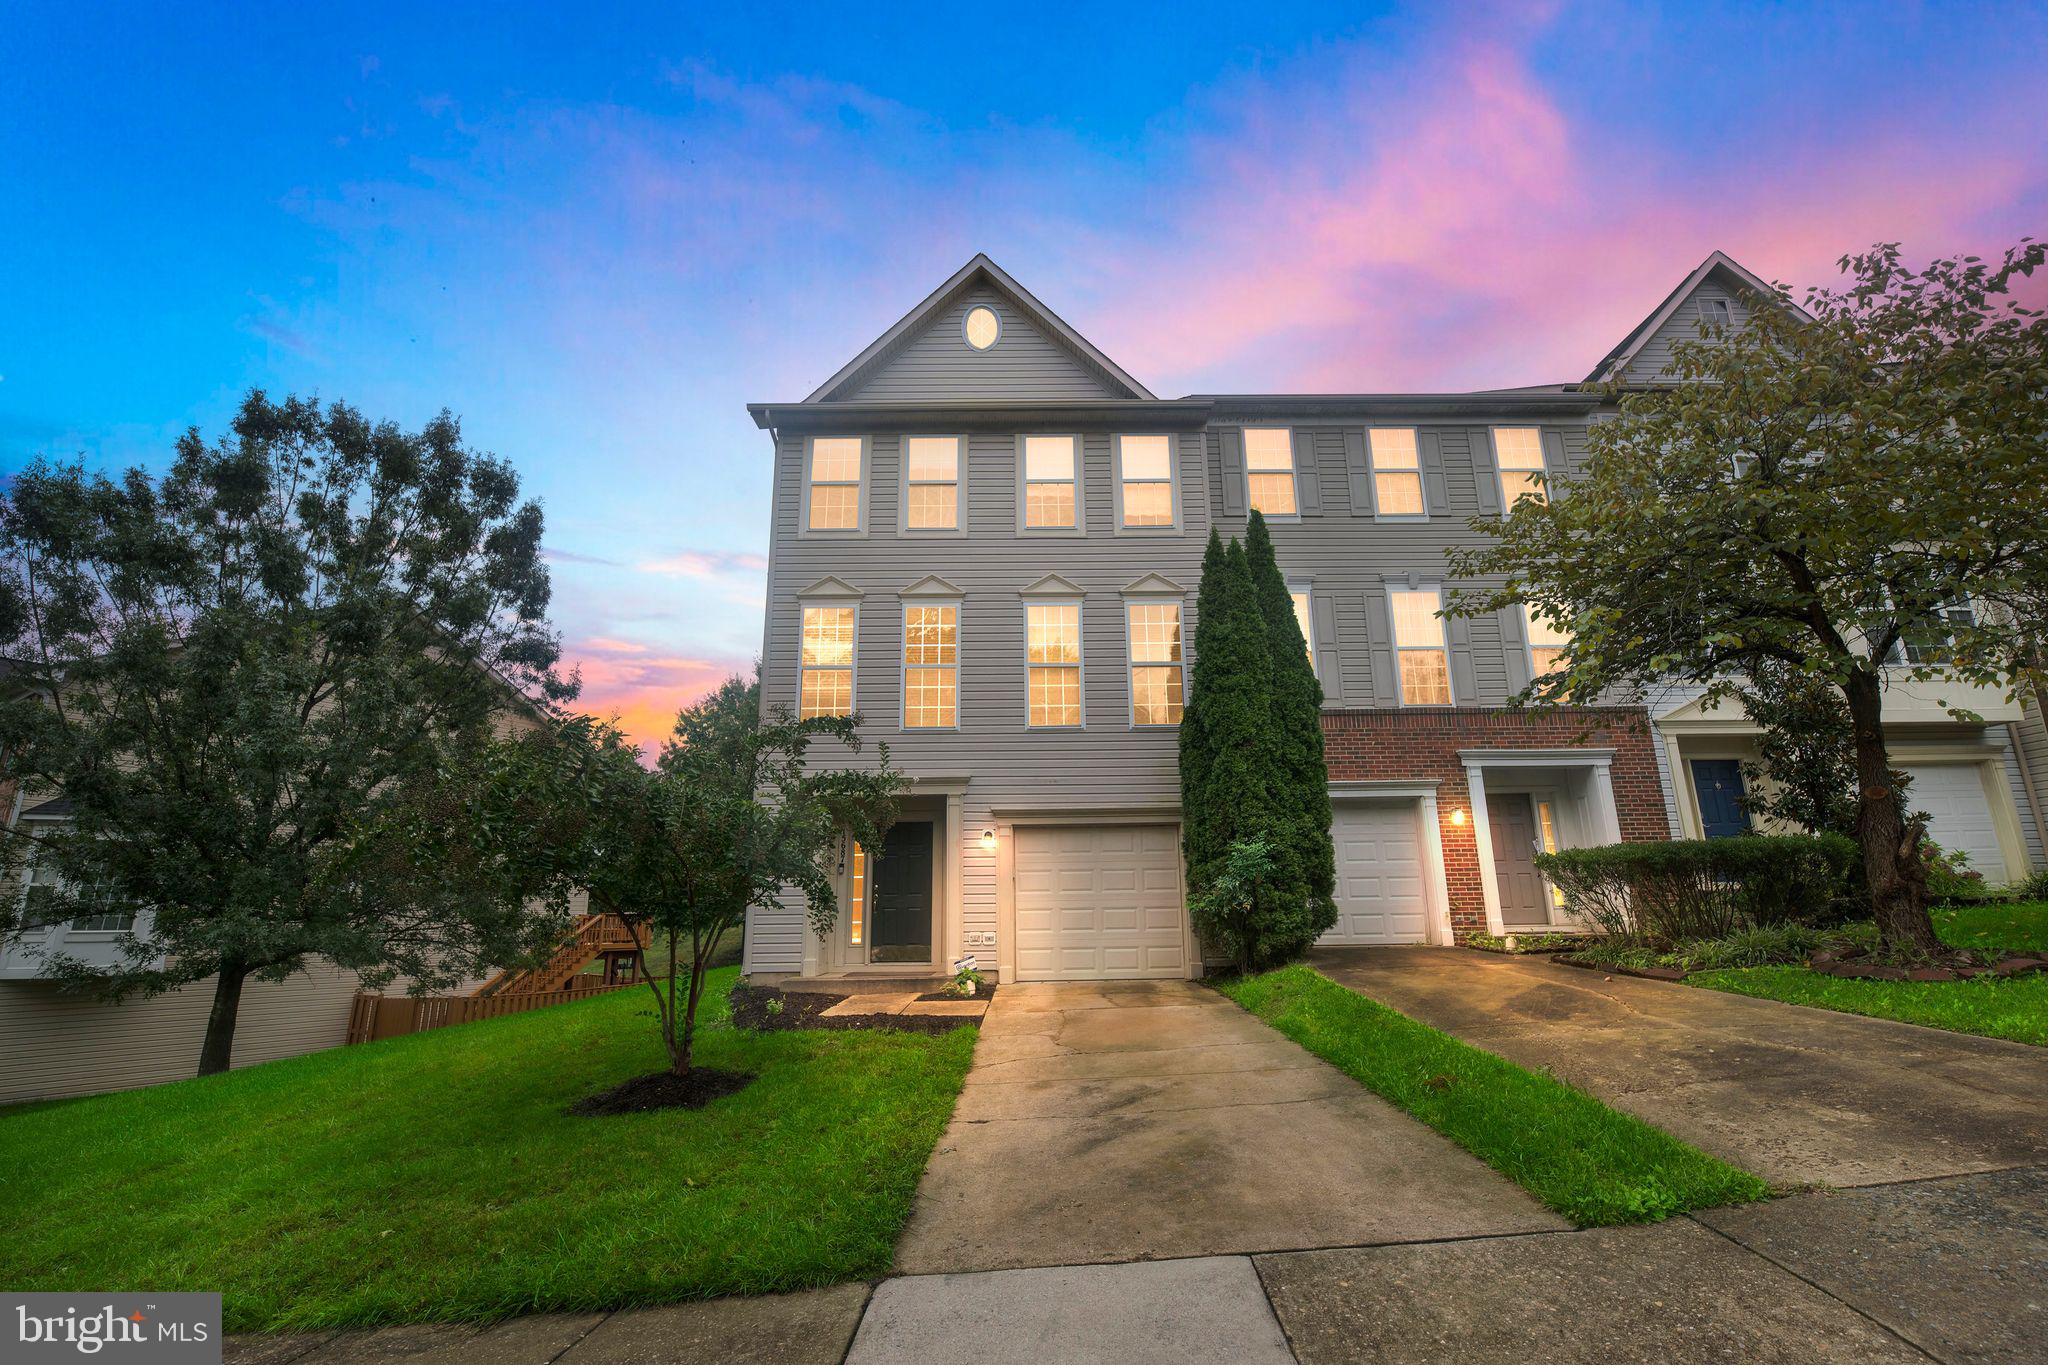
top-left (962, 302), bottom-right (1001, 351)
top-left (1458, 747), bottom-right (1617, 769)
top-left (1388, 583), bottom-right (1454, 707)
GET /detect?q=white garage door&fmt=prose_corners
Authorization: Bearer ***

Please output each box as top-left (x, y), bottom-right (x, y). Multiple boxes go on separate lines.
top-left (1013, 824), bottom-right (1187, 980)
top-left (1903, 764), bottom-right (2005, 880)
top-left (1319, 802), bottom-right (1431, 945)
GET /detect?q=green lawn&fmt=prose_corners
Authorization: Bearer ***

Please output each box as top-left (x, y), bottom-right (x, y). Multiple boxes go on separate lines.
top-left (0, 968), bottom-right (975, 1332)
top-left (1691, 900), bottom-right (2048, 1047)
top-left (1216, 964), bottom-right (1769, 1226)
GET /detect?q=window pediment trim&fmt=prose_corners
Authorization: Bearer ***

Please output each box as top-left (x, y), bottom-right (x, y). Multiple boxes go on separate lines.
top-left (1017, 572), bottom-right (1086, 598)
top-left (1121, 573), bottom-right (1185, 597)
top-left (796, 575), bottom-right (864, 601)
top-left (899, 574), bottom-right (965, 599)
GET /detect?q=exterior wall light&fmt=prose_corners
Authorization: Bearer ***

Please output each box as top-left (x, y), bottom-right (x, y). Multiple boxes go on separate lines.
top-left (1449, 809), bottom-right (1468, 827)
top-left (979, 828), bottom-right (998, 853)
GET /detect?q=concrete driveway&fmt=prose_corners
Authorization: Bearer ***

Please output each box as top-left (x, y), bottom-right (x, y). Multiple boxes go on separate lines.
top-left (891, 978), bottom-right (1564, 1275)
top-left (1312, 947), bottom-right (2048, 1187)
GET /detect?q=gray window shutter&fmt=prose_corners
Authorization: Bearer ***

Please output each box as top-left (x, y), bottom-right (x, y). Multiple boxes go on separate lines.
top-left (1472, 428), bottom-right (1501, 516)
top-left (1541, 429), bottom-right (1568, 501)
top-left (1500, 604), bottom-right (1531, 695)
top-left (1365, 587), bottom-right (1399, 706)
top-left (1343, 430), bottom-right (1371, 515)
top-left (1445, 611), bottom-right (1477, 705)
top-left (1421, 428), bottom-right (1449, 517)
top-left (1312, 591), bottom-right (1343, 704)
top-left (1220, 429), bottom-right (1247, 517)
top-left (1293, 429), bottom-right (1322, 515)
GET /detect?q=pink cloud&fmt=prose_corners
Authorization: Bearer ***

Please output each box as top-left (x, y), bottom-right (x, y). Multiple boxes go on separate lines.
top-left (1084, 38), bottom-right (2043, 394)
top-left (560, 634), bottom-right (750, 758)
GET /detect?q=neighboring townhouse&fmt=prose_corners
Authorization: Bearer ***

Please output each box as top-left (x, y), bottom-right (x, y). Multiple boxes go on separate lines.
top-left (743, 253), bottom-right (2043, 983)
top-left (0, 669), bottom-right (549, 1105)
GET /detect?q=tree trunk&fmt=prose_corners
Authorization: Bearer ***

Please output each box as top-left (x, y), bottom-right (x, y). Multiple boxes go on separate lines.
top-left (196, 962), bottom-right (248, 1076)
top-left (1843, 671), bottom-right (1941, 953)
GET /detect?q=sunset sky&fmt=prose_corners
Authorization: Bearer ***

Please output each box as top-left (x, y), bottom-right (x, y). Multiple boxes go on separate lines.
top-left (6, 1), bottom-right (2046, 752)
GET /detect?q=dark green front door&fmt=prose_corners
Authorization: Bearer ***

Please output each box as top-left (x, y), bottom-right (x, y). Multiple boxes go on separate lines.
top-left (871, 821), bottom-right (934, 964)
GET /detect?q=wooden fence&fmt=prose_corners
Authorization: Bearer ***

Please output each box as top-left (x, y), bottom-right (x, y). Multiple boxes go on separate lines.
top-left (346, 978), bottom-right (638, 1045)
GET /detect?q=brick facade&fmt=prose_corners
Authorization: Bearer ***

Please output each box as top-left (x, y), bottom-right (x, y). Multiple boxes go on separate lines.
top-left (1321, 707), bottom-right (1671, 941)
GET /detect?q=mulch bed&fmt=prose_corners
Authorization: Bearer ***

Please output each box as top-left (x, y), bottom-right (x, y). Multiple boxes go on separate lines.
top-left (570, 1067), bottom-right (754, 1116)
top-left (916, 985), bottom-right (999, 1003)
top-left (1807, 947), bottom-right (2048, 982)
top-left (728, 983), bottom-right (983, 1035)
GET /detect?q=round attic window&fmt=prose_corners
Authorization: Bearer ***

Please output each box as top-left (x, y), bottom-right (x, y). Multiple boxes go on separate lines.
top-left (963, 304), bottom-right (1001, 350)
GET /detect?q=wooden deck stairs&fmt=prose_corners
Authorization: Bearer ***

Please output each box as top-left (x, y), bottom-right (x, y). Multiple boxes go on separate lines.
top-left (476, 912), bottom-right (647, 997)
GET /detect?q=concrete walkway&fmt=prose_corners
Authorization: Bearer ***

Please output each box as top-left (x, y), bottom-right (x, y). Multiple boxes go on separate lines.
top-left (1311, 946), bottom-right (2048, 1186)
top-left (890, 978), bottom-right (1564, 1274)
top-left (229, 1166), bottom-right (2048, 1362)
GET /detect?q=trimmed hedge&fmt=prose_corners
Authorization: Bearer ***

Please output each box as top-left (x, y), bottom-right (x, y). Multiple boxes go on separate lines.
top-left (1537, 835), bottom-right (1855, 945)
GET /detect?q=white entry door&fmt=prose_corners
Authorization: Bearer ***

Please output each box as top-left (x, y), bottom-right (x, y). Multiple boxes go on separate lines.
top-left (1902, 763), bottom-right (2006, 881)
top-left (1319, 802), bottom-right (1431, 945)
top-left (1013, 824), bottom-right (1188, 980)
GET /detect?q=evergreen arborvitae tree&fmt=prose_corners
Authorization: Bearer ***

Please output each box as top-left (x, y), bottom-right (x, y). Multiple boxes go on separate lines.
top-left (1181, 531), bottom-right (1310, 968)
top-left (1243, 512), bottom-right (1338, 941)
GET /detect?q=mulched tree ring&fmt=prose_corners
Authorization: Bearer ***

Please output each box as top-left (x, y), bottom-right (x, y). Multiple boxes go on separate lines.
top-left (1806, 949), bottom-right (2047, 981)
top-left (570, 1068), bottom-right (754, 1116)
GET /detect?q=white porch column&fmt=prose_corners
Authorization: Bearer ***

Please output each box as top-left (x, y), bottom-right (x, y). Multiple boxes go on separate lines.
top-left (1590, 764), bottom-right (1624, 844)
top-left (1464, 763), bottom-right (1506, 937)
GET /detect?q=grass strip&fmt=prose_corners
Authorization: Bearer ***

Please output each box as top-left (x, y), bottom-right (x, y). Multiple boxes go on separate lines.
top-left (1215, 963), bottom-right (1771, 1226)
top-left (1692, 967), bottom-right (2048, 1047)
top-left (0, 967), bottom-right (976, 1332)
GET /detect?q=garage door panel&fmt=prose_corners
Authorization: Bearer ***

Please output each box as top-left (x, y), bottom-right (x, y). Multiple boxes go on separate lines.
top-left (1014, 823), bottom-right (1188, 980)
top-left (1321, 802), bottom-right (1431, 946)
top-left (1903, 764), bottom-right (2005, 879)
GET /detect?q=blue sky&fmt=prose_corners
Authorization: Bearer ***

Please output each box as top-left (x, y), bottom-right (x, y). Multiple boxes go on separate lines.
top-left (5, 1), bottom-right (2045, 746)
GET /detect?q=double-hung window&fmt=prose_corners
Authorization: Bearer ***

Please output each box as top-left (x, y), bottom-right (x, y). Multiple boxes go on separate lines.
top-left (1289, 584), bottom-right (1315, 664)
top-left (15, 835), bottom-right (136, 934)
top-left (1491, 428), bottom-right (1547, 510)
top-left (1026, 601), bottom-right (1083, 727)
top-left (806, 437), bottom-right (864, 531)
top-left (799, 606), bottom-right (857, 717)
top-left (903, 436), bottom-right (961, 532)
top-left (1116, 435), bottom-right (1176, 529)
top-left (1700, 296), bottom-right (1732, 330)
top-left (1900, 598), bottom-right (1975, 666)
top-left (1525, 605), bottom-right (1570, 680)
top-left (1390, 588), bottom-right (1452, 705)
top-left (1369, 428), bottom-right (1425, 517)
top-left (1126, 600), bottom-right (1185, 726)
top-left (903, 603), bottom-right (959, 727)
top-left (1022, 435), bottom-right (1079, 530)
top-left (1243, 428), bottom-right (1297, 517)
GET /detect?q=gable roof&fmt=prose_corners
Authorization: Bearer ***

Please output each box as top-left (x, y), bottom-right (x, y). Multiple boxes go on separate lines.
top-left (805, 254), bottom-right (1155, 403)
top-left (1585, 251), bottom-right (1808, 385)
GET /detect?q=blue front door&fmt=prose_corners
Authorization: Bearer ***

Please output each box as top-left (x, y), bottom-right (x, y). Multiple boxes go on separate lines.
top-left (1691, 759), bottom-right (1752, 839)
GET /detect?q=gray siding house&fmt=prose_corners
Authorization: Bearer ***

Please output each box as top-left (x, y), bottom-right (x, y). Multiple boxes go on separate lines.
top-left (742, 254), bottom-right (2042, 984)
